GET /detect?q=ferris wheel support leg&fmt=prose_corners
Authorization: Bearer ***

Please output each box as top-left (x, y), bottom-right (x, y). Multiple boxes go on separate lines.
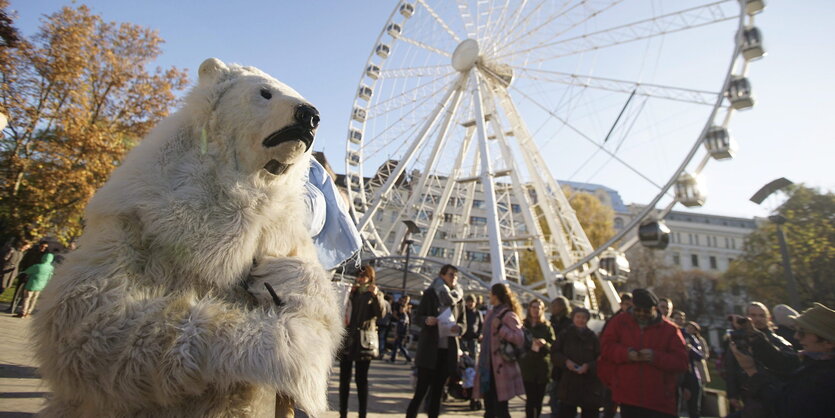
top-left (480, 82), bottom-right (560, 298)
top-left (472, 71), bottom-right (507, 284)
top-left (356, 72), bottom-right (470, 233)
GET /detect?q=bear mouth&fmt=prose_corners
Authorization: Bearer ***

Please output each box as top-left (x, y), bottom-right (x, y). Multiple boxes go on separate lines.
top-left (263, 159), bottom-right (289, 175)
top-left (262, 124), bottom-right (315, 151)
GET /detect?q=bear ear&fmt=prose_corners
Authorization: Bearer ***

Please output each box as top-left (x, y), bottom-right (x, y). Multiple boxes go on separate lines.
top-left (198, 58), bottom-right (228, 86)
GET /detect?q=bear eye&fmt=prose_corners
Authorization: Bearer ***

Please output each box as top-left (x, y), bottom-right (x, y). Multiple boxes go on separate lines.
top-left (260, 88), bottom-right (272, 100)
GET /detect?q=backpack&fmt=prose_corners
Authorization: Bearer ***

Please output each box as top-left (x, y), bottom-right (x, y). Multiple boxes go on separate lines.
top-left (496, 309), bottom-right (533, 362)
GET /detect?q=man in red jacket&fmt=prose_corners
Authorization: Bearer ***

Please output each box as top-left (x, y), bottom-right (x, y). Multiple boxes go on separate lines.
top-left (599, 288), bottom-right (689, 418)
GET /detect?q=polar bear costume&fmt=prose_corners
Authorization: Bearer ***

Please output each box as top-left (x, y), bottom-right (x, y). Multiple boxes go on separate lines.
top-left (31, 58), bottom-right (344, 417)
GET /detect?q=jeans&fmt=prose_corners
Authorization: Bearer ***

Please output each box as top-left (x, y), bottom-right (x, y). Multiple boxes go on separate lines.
top-left (406, 349), bottom-right (449, 418)
top-left (339, 357), bottom-right (371, 418)
top-left (390, 333), bottom-right (412, 362)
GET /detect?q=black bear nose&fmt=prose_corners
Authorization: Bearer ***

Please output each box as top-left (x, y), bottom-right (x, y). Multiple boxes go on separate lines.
top-left (295, 104), bottom-right (320, 129)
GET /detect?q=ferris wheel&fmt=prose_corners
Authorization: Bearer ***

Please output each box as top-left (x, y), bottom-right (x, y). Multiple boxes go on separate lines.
top-left (343, 0), bottom-right (766, 307)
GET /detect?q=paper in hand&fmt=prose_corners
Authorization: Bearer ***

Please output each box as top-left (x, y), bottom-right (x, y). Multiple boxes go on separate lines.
top-left (437, 307), bottom-right (456, 338)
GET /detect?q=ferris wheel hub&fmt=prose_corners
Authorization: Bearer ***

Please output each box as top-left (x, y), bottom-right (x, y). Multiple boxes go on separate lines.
top-left (451, 39), bottom-right (480, 72)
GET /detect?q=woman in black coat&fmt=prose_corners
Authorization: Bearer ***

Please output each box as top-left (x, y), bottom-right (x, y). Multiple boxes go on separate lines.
top-left (553, 307), bottom-right (604, 418)
top-left (339, 265), bottom-right (385, 418)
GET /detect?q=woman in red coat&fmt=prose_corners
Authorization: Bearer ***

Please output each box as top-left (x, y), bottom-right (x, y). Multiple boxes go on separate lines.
top-left (474, 283), bottom-right (526, 418)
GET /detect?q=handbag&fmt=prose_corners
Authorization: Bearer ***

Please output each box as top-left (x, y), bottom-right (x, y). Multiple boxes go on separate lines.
top-left (496, 309), bottom-right (532, 362)
top-left (358, 327), bottom-right (379, 359)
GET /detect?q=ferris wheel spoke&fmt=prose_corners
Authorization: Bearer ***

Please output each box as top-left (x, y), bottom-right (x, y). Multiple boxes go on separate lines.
top-left (357, 72), bottom-right (470, 232)
top-left (513, 67), bottom-right (722, 106)
top-left (377, 65), bottom-right (453, 79)
top-left (361, 82), bottom-right (452, 156)
top-left (416, 0), bottom-right (462, 43)
top-left (511, 85), bottom-right (665, 191)
top-left (365, 73), bottom-right (455, 119)
top-left (390, 86), bottom-right (466, 252)
top-left (482, 0), bottom-right (531, 51)
top-left (494, 0), bottom-right (623, 58)
top-left (480, 0), bottom-right (513, 48)
top-left (396, 34), bottom-right (452, 58)
top-left (494, 0), bottom-right (738, 63)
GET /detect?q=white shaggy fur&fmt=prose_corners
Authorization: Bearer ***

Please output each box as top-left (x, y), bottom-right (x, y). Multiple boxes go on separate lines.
top-left (31, 58), bottom-right (343, 417)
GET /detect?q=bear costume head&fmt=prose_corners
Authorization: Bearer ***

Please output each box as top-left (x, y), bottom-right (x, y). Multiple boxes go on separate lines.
top-left (33, 59), bottom-right (343, 417)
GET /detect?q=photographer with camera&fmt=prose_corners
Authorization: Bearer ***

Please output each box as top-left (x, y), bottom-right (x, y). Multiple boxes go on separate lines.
top-left (724, 302), bottom-right (795, 417)
top-left (728, 302), bottom-right (835, 418)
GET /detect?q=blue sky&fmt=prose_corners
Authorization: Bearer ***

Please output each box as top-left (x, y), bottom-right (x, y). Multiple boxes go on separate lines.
top-left (8, 0), bottom-right (835, 219)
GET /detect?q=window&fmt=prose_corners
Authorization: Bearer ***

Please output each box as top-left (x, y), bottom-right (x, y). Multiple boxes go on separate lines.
top-left (429, 247), bottom-right (453, 258)
top-left (688, 234), bottom-right (695, 245)
top-left (730, 238), bottom-right (736, 249)
top-left (614, 218), bottom-right (624, 229)
top-left (443, 213), bottom-right (456, 223)
top-left (472, 199), bottom-right (485, 209)
top-left (465, 251), bottom-right (490, 262)
top-left (435, 230), bottom-right (447, 240)
top-left (709, 256), bottom-right (717, 270)
top-left (672, 252), bottom-right (681, 266)
top-left (470, 216), bottom-right (487, 226)
top-left (691, 254), bottom-right (699, 267)
top-left (417, 211), bottom-right (433, 221)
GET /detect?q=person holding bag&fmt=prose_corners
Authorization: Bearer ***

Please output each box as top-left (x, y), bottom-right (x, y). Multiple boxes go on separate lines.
top-left (339, 265), bottom-right (386, 418)
top-left (474, 283), bottom-right (526, 418)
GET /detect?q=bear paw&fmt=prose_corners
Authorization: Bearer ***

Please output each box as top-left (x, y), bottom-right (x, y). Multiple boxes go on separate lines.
top-left (246, 257), bottom-right (330, 311)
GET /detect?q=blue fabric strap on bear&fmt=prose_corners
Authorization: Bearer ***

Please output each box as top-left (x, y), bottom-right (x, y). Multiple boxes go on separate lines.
top-left (304, 158), bottom-right (362, 270)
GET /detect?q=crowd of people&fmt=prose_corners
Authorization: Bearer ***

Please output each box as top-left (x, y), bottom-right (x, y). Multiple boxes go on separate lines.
top-left (4, 243), bottom-right (833, 417)
top-left (338, 263), bottom-right (833, 418)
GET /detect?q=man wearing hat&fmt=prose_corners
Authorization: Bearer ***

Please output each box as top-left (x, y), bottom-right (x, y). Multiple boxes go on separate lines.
top-left (730, 302), bottom-right (835, 418)
top-left (599, 288), bottom-right (688, 418)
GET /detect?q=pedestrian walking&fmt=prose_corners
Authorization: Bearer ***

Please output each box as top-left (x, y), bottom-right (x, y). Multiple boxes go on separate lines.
top-left (473, 283), bottom-right (526, 418)
top-left (1, 240), bottom-right (29, 293)
top-left (519, 299), bottom-right (554, 418)
top-left (406, 264), bottom-right (465, 418)
top-left (339, 265), bottom-right (386, 418)
top-left (389, 295), bottom-right (413, 363)
top-left (15, 252), bottom-right (55, 318)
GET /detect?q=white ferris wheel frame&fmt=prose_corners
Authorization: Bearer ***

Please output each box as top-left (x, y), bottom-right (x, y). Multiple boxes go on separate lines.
top-left (343, 0), bottom-right (763, 306)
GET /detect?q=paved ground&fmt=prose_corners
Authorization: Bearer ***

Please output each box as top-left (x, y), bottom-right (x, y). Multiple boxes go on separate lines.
top-left (0, 303), bottom-right (527, 417)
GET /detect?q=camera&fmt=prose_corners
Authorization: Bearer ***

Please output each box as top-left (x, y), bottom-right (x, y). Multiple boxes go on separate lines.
top-left (726, 315), bottom-right (752, 354)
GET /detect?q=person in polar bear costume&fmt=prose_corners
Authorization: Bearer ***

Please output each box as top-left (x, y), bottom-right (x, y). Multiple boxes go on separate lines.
top-left (31, 58), bottom-right (344, 417)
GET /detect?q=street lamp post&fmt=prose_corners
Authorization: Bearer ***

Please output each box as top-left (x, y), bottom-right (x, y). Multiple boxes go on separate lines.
top-left (750, 178), bottom-right (801, 308)
top-left (400, 220), bottom-right (421, 293)
top-left (768, 214), bottom-right (801, 308)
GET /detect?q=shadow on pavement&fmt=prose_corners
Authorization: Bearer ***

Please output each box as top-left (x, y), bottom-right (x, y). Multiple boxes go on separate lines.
top-left (0, 364), bottom-right (39, 379)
